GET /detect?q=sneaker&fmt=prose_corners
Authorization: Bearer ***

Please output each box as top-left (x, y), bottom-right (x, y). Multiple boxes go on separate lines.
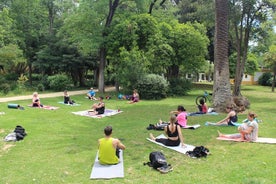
top-left (157, 165), bottom-right (173, 174)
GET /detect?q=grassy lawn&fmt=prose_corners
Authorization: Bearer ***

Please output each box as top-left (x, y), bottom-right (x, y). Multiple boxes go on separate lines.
top-left (0, 85), bottom-right (275, 184)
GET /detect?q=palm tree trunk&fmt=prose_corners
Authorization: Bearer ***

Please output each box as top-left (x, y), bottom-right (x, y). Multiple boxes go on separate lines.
top-left (213, 0), bottom-right (232, 112)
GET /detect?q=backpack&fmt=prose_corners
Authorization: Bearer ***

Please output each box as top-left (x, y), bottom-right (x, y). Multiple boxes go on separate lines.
top-left (144, 151), bottom-right (172, 173)
top-left (186, 146), bottom-right (209, 158)
top-left (13, 125), bottom-right (27, 141)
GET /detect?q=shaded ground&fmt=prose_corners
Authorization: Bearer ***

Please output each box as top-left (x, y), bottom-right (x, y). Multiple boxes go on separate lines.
top-left (0, 87), bottom-right (115, 103)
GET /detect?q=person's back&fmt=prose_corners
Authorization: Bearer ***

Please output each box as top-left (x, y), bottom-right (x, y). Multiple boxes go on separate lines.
top-left (98, 126), bottom-right (125, 165)
top-left (98, 137), bottom-right (119, 165)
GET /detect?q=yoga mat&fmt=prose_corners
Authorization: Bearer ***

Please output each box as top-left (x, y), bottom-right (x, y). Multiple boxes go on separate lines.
top-left (72, 109), bottom-right (122, 118)
top-left (147, 134), bottom-right (195, 154)
top-left (90, 151), bottom-right (124, 179)
top-left (182, 124), bottom-right (201, 129)
top-left (205, 122), bottom-right (242, 127)
top-left (217, 137), bottom-right (276, 144)
top-left (188, 112), bottom-right (219, 116)
top-left (58, 102), bottom-right (80, 106)
top-left (28, 104), bottom-right (59, 110)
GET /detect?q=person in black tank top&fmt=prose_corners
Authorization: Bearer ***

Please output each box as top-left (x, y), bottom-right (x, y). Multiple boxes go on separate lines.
top-left (206, 105), bottom-right (238, 126)
top-left (150, 115), bottom-right (185, 147)
top-left (89, 96), bottom-right (105, 115)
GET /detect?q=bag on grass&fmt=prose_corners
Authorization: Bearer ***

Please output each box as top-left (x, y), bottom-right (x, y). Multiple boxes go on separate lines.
top-left (186, 146), bottom-right (209, 158)
top-left (144, 151), bottom-right (172, 173)
top-left (13, 125), bottom-right (27, 141)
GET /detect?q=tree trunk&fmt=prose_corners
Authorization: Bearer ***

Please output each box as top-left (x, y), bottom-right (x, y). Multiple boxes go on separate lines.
top-left (98, 0), bottom-right (120, 93)
top-left (213, 0), bottom-right (232, 112)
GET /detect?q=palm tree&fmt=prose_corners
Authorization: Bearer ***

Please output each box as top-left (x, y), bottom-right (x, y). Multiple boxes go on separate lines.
top-left (213, 0), bottom-right (232, 112)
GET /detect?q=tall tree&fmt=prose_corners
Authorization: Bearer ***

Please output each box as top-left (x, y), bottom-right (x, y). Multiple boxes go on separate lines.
top-left (264, 45), bottom-right (276, 92)
top-left (213, 0), bottom-right (232, 112)
top-left (229, 0), bottom-right (275, 96)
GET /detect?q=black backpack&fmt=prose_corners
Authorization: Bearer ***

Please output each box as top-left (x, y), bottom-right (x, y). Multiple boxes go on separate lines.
top-left (13, 125), bottom-right (27, 141)
top-left (144, 151), bottom-right (172, 173)
top-left (186, 146), bottom-right (209, 158)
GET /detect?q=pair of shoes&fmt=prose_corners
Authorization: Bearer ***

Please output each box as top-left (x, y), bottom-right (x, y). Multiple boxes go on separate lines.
top-left (146, 124), bottom-right (155, 130)
top-left (157, 165), bottom-right (173, 174)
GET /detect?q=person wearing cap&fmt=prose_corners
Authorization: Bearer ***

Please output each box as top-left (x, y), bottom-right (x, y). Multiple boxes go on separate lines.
top-left (98, 126), bottom-right (126, 165)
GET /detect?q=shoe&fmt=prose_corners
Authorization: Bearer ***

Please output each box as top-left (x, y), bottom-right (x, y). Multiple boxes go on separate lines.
top-left (158, 165), bottom-right (173, 174)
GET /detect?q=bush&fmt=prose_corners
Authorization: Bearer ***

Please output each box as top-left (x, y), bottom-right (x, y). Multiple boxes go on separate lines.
top-left (48, 74), bottom-right (72, 91)
top-left (167, 78), bottom-right (192, 96)
top-left (37, 83), bottom-right (45, 92)
top-left (136, 74), bottom-right (169, 100)
top-left (0, 83), bottom-right (11, 94)
top-left (258, 72), bottom-right (272, 86)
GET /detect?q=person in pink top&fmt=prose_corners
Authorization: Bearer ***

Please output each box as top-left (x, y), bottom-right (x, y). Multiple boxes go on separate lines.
top-left (170, 105), bottom-right (188, 127)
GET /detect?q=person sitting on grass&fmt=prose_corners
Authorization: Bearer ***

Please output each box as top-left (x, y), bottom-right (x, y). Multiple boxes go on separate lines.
top-left (98, 126), bottom-right (126, 165)
top-left (217, 112), bottom-right (258, 142)
top-left (150, 115), bottom-right (185, 147)
top-left (189, 98), bottom-right (208, 116)
top-left (89, 96), bottom-right (105, 115)
top-left (170, 105), bottom-right (188, 127)
top-left (32, 92), bottom-right (43, 108)
top-left (87, 87), bottom-right (97, 100)
top-left (63, 90), bottom-right (75, 105)
top-left (206, 105), bottom-right (237, 126)
top-left (128, 89), bottom-right (139, 104)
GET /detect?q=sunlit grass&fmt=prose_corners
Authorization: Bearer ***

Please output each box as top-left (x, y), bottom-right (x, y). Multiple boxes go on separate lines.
top-left (0, 85), bottom-right (275, 184)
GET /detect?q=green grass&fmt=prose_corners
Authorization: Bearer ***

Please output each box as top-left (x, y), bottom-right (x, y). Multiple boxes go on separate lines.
top-left (0, 85), bottom-right (276, 184)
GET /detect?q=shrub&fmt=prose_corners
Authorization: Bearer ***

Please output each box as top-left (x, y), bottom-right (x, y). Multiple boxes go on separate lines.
top-left (37, 83), bottom-right (45, 92)
top-left (136, 74), bottom-right (169, 100)
top-left (258, 72), bottom-right (272, 86)
top-left (167, 78), bottom-right (192, 96)
top-left (0, 83), bottom-right (11, 94)
top-left (48, 74), bottom-right (72, 91)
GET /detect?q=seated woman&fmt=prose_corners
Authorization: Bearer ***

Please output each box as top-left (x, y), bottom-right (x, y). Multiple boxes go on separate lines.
top-left (150, 115), bottom-right (185, 147)
top-left (217, 112), bottom-right (258, 142)
top-left (63, 90), bottom-right (74, 104)
top-left (32, 92), bottom-right (43, 108)
top-left (170, 105), bottom-right (188, 127)
top-left (128, 89), bottom-right (139, 104)
top-left (89, 96), bottom-right (105, 115)
top-left (206, 105), bottom-right (237, 126)
top-left (188, 98), bottom-right (208, 116)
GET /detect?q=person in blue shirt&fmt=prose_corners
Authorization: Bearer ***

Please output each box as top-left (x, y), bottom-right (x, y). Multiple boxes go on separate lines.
top-left (87, 87), bottom-right (97, 100)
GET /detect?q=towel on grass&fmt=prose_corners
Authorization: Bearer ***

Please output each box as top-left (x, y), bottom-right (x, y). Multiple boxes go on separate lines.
top-left (90, 151), bottom-right (124, 179)
top-left (146, 134), bottom-right (195, 154)
top-left (217, 137), bottom-right (276, 144)
top-left (58, 102), bottom-right (80, 106)
top-left (72, 109), bottom-right (122, 118)
top-left (182, 124), bottom-right (201, 129)
top-left (28, 104), bottom-right (59, 110)
top-left (188, 112), bottom-right (219, 116)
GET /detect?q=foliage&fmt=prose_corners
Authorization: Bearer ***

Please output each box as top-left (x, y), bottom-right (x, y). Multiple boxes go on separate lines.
top-left (0, 83), bottom-right (11, 94)
top-left (167, 78), bottom-right (192, 96)
top-left (47, 74), bottom-right (72, 91)
top-left (36, 83), bottom-right (45, 92)
top-left (229, 52), bottom-right (259, 78)
top-left (258, 72), bottom-right (272, 86)
top-left (136, 74), bottom-right (169, 100)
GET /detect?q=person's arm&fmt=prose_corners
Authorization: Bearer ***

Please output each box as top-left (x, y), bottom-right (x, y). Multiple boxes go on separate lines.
top-left (239, 126), bottom-right (253, 134)
top-left (177, 125), bottom-right (185, 147)
top-left (114, 139), bottom-right (126, 150)
top-left (216, 111), bottom-right (234, 124)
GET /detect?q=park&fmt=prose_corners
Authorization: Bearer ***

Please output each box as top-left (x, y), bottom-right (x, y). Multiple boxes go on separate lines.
top-left (0, 1), bottom-right (276, 183)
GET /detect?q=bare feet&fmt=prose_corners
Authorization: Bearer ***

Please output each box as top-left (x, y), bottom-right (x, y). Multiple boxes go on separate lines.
top-left (149, 133), bottom-right (155, 140)
top-left (217, 130), bottom-right (223, 137)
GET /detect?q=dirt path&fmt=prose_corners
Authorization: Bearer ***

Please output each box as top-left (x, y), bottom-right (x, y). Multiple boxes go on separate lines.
top-left (0, 87), bottom-right (116, 103)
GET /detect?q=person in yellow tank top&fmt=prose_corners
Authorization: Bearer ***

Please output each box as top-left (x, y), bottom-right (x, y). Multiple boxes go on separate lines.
top-left (98, 126), bottom-right (126, 165)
